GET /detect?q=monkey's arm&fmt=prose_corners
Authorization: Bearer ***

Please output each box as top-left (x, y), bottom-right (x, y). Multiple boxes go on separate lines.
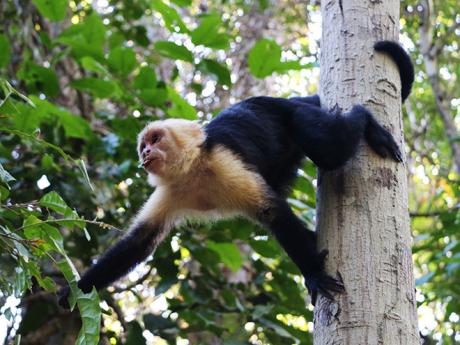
top-left (58, 221), bottom-right (160, 308)
top-left (58, 191), bottom-right (172, 308)
top-left (258, 198), bottom-right (344, 304)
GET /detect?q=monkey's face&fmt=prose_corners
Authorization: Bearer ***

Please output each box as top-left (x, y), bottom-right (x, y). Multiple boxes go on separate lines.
top-left (138, 119), bottom-right (205, 182)
top-left (138, 127), bottom-right (173, 176)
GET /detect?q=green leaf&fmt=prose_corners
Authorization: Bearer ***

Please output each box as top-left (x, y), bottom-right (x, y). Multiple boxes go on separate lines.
top-left (19, 63), bottom-right (60, 97)
top-left (58, 13), bottom-right (106, 60)
top-left (22, 97), bottom-right (91, 139)
top-left (125, 322), bottom-right (146, 345)
top-left (39, 191), bottom-right (69, 214)
top-left (32, 0), bottom-right (68, 21)
top-left (197, 59), bottom-right (231, 86)
top-left (250, 239), bottom-right (279, 258)
top-left (133, 67), bottom-right (157, 90)
top-left (76, 159), bottom-right (95, 192)
top-left (143, 314), bottom-right (176, 331)
top-left (207, 240), bottom-right (243, 272)
top-left (80, 56), bottom-right (109, 75)
top-left (248, 39), bottom-right (282, 78)
top-left (170, 0), bottom-right (191, 6)
top-left (71, 78), bottom-right (117, 98)
top-left (108, 47), bottom-right (137, 77)
top-left (0, 35), bottom-right (11, 68)
top-left (75, 289), bottom-right (101, 345)
top-left (191, 14), bottom-right (230, 49)
top-left (248, 39), bottom-right (310, 78)
top-left (0, 163), bottom-right (15, 186)
top-left (167, 86), bottom-right (196, 119)
top-left (151, 0), bottom-right (188, 33)
top-left (154, 41), bottom-right (193, 62)
top-left (57, 259), bottom-right (101, 345)
top-left (138, 88), bottom-right (168, 107)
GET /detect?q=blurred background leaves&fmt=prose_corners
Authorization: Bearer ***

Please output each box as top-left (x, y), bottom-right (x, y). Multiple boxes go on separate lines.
top-left (0, 0), bottom-right (459, 344)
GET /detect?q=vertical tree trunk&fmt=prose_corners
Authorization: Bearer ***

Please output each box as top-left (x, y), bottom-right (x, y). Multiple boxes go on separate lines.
top-left (314, 1), bottom-right (419, 344)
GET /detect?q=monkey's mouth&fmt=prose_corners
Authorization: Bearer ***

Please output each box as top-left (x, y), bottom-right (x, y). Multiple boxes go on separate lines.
top-left (142, 157), bottom-right (157, 168)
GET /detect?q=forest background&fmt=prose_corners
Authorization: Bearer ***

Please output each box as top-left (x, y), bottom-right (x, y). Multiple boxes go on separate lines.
top-left (0, 0), bottom-right (459, 344)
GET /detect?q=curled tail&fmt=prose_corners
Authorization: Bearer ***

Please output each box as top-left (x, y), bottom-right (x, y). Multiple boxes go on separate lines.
top-left (374, 41), bottom-right (414, 102)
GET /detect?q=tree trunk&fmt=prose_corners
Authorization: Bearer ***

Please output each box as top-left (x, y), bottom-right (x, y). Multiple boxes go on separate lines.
top-left (314, 1), bottom-right (419, 344)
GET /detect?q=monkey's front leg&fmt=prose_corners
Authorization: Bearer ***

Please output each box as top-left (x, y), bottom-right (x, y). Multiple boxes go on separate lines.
top-left (58, 191), bottom-right (173, 308)
top-left (258, 197), bottom-right (344, 305)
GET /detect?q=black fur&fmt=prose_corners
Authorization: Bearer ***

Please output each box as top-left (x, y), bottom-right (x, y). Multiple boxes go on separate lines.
top-left (374, 40), bottom-right (414, 102)
top-left (204, 41), bottom-right (412, 303)
top-left (58, 222), bottom-right (156, 308)
top-left (58, 41), bottom-right (413, 308)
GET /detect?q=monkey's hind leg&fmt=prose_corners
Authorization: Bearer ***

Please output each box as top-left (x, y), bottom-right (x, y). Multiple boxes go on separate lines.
top-left (257, 197), bottom-right (345, 305)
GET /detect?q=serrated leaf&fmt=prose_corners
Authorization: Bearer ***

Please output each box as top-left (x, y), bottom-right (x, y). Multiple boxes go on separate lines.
top-left (39, 191), bottom-right (69, 214)
top-left (32, 0), bottom-right (68, 21)
top-left (155, 41), bottom-right (193, 62)
top-left (75, 289), bottom-right (101, 345)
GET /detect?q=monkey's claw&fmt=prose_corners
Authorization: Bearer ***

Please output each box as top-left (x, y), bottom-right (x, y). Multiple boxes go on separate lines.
top-left (304, 250), bottom-right (345, 305)
top-left (365, 119), bottom-right (403, 163)
top-left (306, 272), bottom-right (345, 306)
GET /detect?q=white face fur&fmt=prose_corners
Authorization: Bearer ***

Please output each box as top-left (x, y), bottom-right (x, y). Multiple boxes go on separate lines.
top-left (137, 119), bottom-right (206, 185)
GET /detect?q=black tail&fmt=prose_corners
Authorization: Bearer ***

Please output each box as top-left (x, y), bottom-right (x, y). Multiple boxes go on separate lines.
top-left (374, 41), bottom-right (414, 102)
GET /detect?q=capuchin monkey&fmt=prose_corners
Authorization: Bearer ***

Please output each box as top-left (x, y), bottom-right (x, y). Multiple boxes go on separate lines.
top-left (58, 41), bottom-right (413, 307)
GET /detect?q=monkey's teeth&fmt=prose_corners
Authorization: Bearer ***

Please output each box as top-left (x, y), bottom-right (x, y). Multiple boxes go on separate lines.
top-left (143, 158), bottom-right (154, 167)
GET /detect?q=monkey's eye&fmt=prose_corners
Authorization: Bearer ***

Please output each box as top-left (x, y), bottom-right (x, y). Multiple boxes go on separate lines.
top-left (151, 134), bottom-right (161, 144)
top-left (140, 143), bottom-right (146, 152)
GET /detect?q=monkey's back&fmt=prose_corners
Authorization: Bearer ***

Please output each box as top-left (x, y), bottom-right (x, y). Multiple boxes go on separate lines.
top-left (204, 97), bottom-right (305, 195)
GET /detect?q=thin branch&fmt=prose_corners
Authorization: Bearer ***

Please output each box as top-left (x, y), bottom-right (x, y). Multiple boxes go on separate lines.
top-left (14, 218), bottom-right (123, 233)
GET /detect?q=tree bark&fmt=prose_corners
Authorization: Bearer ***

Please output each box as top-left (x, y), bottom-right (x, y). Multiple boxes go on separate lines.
top-left (314, 1), bottom-right (419, 345)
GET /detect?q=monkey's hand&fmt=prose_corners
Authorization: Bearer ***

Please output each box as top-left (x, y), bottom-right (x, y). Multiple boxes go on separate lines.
top-left (304, 250), bottom-right (345, 305)
top-left (365, 114), bottom-right (403, 163)
top-left (57, 285), bottom-right (71, 309)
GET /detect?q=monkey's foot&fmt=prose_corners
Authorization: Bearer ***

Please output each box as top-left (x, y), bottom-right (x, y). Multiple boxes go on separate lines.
top-left (304, 250), bottom-right (345, 305)
top-left (365, 117), bottom-right (403, 163)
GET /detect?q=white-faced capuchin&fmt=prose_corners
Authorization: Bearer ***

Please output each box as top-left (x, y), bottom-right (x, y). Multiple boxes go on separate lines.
top-left (58, 41), bottom-right (414, 307)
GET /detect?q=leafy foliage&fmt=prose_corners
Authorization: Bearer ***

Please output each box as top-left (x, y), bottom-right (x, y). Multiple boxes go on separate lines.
top-left (0, 0), bottom-right (459, 344)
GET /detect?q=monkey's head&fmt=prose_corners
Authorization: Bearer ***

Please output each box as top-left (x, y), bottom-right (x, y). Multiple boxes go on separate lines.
top-left (137, 119), bottom-right (205, 183)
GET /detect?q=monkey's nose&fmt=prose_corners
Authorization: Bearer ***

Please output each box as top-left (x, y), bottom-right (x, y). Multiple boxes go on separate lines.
top-left (142, 148), bottom-right (151, 158)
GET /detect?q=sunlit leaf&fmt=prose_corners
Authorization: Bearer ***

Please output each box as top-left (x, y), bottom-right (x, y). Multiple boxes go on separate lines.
top-left (32, 0), bottom-right (68, 21)
top-left (207, 240), bottom-right (243, 272)
top-left (154, 41), bottom-right (193, 62)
